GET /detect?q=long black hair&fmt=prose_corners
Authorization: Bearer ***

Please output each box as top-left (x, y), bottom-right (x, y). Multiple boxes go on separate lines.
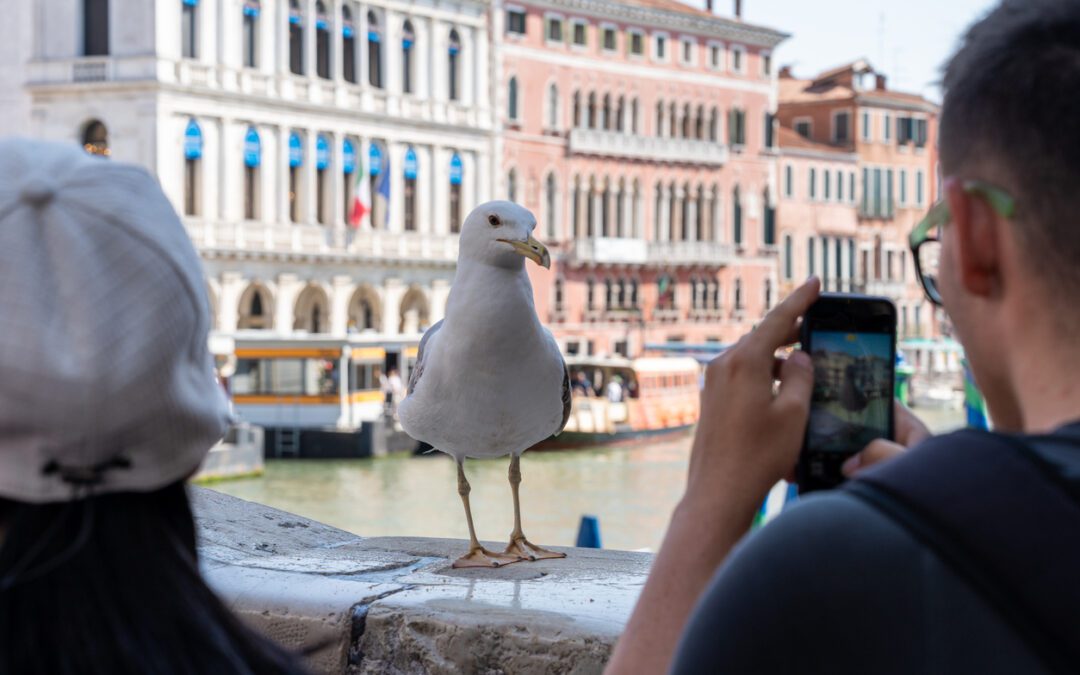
top-left (0, 482), bottom-right (310, 675)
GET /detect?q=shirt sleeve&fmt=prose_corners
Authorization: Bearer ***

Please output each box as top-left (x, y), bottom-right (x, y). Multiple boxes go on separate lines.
top-left (669, 491), bottom-right (928, 675)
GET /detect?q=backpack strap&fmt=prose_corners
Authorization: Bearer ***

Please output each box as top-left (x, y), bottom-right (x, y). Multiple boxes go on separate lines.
top-left (844, 430), bottom-right (1080, 674)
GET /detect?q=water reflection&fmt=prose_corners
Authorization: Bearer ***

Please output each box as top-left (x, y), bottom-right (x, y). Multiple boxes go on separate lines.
top-left (210, 408), bottom-right (964, 553)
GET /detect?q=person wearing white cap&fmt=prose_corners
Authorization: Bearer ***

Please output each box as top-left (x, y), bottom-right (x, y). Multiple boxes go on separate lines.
top-left (0, 138), bottom-right (309, 674)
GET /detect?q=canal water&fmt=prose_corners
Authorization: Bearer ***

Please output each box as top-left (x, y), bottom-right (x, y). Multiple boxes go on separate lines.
top-left (210, 408), bottom-right (965, 553)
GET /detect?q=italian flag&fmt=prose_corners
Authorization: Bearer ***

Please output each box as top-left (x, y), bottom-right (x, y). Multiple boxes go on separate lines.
top-left (349, 161), bottom-right (370, 228)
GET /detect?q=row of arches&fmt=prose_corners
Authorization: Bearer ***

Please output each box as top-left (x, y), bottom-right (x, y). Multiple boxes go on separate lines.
top-left (229, 282), bottom-right (431, 335)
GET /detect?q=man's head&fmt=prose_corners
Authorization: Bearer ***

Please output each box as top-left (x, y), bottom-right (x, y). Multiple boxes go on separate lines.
top-left (936, 0), bottom-right (1080, 429)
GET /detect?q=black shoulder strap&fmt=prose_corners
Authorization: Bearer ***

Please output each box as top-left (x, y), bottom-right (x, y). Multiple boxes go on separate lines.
top-left (845, 431), bottom-right (1080, 675)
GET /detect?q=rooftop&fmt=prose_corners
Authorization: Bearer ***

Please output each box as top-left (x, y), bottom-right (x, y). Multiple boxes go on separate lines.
top-left (777, 126), bottom-right (854, 157)
top-left (779, 60), bottom-right (939, 113)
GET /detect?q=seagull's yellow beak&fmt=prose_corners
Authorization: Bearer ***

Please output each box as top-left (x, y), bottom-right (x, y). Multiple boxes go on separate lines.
top-left (498, 235), bottom-right (551, 269)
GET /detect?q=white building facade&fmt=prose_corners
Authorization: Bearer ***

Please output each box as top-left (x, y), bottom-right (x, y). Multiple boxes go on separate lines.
top-left (6, 0), bottom-right (495, 343)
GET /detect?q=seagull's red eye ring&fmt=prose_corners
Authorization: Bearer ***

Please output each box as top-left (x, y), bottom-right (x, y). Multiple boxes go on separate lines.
top-left (488, 214), bottom-right (501, 227)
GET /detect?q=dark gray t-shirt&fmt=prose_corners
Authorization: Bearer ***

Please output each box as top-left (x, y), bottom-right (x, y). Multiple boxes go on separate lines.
top-left (670, 425), bottom-right (1080, 674)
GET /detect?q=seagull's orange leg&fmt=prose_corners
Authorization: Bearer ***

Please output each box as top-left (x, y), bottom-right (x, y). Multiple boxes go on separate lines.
top-left (504, 454), bottom-right (567, 561)
top-left (453, 459), bottom-right (524, 569)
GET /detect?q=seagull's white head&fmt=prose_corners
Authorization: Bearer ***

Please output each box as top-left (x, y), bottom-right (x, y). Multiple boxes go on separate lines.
top-left (459, 200), bottom-right (550, 270)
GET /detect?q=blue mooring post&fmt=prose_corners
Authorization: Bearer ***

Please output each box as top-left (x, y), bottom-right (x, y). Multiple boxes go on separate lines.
top-left (576, 515), bottom-right (602, 548)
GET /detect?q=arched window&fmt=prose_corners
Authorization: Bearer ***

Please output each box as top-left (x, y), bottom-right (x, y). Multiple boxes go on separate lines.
top-left (348, 285), bottom-right (381, 332)
top-left (315, 2), bottom-right (330, 78)
top-left (601, 179), bottom-right (611, 237)
top-left (84, 0), bottom-right (109, 56)
top-left (656, 100), bottom-right (664, 137)
top-left (658, 275), bottom-right (675, 310)
top-left (571, 175), bottom-right (581, 236)
top-left (183, 119), bottom-right (203, 216)
top-left (448, 29), bottom-right (461, 101)
top-left (681, 183), bottom-right (692, 241)
top-left (617, 279), bottom-right (626, 308)
top-left (572, 91), bottom-right (581, 128)
top-left (695, 104), bottom-right (705, 139)
top-left (735, 277), bottom-right (744, 310)
top-left (709, 107), bottom-right (719, 141)
top-left (403, 146), bottom-right (418, 231)
top-left (732, 185), bottom-right (743, 246)
top-left (343, 138), bottom-right (357, 224)
top-left (554, 277), bottom-right (565, 312)
top-left (288, 131), bottom-right (304, 223)
top-left (288, 0), bottom-right (303, 75)
top-left (605, 278), bottom-right (615, 310)
top-left (368, 141), bottom-right (385, 227)
top-left (449, 153), bottom-right (463, 233)
top-left (682, 103), bottom-right (691, 138)
top-left (243, 126), bottom-right (261, 219)
top-left (547, 83), bottom-right (559, 129)
top-left (615, 179), bottom-right (625, 237)
top-left (602, 94), bottom-right (612, 130)
top-left (654, 183), bottom-right (663, 240)
top-left (508, 76), bottom-right (519, 121)
top-left (181, 0), bottom-right (198, 59)
top-left (399, 286), bottom-right (430, 333)
top-left (82, 119), bottom-right (109, 157)
top-left (670, 102), bottom-right (678, 137)
top-left (783, 234), bottom-right (793, 279)
top-left (401, 20), bottom-right (414, 93)
top-left (342, 6), bottom-right (356, 83)
top-left (586, 177), bottom-right (596, 236)
top-left (507, 168), bottom-right (517, 202)
top-left (545, 172), bottom-right (557, 239)
top-left (615, 96), bottom-right (625, 132)
top-left (238, 284), bottom-right (272, 330)
top-left (763, 187), bottom-right (776, 245)
top-left (586, 278), bottom-right (595, 310)
top-left (765, 279), bottom-right (773, 310)
top-left (315, 134), bottom-right (330, 224)
top-left (695, 185), bottom-right (704, 242)
top-left (294, 286), bottom-right (330, 333)
top-left (630, 279), bottom-right (639, 308)
top-left (243, 1), bottom-right (260, 68)
top-left (587, 92), bottom-right (597, 129)
top-left (367, 11), bottom-right (382, 88)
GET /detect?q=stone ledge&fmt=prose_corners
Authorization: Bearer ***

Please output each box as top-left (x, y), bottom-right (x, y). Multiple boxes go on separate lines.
top-left (191, 487), bottom-right (651, 674)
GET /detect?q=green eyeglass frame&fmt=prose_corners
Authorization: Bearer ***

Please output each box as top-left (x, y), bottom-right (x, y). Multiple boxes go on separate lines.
top-left (909, 180), bottom-right (1016, 306)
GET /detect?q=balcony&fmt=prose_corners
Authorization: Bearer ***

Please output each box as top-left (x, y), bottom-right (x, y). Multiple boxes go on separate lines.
top-left (568, 128), bottom-right (730, 166)
top-left (184, 219), bottom-right (458, 265)
top-left (567, 238), bottom-right (735, 267)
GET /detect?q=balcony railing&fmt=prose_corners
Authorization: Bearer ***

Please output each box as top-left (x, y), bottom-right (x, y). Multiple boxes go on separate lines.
top-left (568, 128), bottom-right (730, 166)
top-left (568, 237), bottom-right (735, 267)
top-left (184, 220), bottom-right (458, 264)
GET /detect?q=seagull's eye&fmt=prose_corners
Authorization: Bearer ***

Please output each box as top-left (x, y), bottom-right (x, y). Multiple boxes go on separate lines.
top-left (488, 214), bottom-right (502, 227)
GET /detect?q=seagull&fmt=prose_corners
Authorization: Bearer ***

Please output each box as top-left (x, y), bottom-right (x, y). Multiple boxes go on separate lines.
top-left (398, 201), bottom-right (571, 569)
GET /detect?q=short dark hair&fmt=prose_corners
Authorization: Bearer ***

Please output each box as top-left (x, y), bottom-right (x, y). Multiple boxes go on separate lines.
top-left (940, 0), bottom-right (1080, 291)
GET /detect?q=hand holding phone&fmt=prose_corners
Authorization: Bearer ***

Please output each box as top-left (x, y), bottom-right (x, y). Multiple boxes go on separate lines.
top-left (797, 294), bottom-right (897, 493)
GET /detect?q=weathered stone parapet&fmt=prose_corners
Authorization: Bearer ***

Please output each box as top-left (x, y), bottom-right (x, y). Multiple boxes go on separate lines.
top-left (191, 487), bottom-right (651, 674)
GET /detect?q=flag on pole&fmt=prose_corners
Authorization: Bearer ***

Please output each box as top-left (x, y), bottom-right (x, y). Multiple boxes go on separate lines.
top-left (375, 154), bottom-right (391, 228)
top-left (349, 161), bottom-right (369, 228)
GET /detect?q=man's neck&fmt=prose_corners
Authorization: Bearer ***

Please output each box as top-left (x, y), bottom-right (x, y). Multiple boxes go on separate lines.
top-left (1009, 321), bottom-right (1080, 434)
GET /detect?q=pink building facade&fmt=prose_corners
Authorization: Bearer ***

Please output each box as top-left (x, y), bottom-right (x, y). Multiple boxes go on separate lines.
top-left (495, 0), bottom-right (788, 356)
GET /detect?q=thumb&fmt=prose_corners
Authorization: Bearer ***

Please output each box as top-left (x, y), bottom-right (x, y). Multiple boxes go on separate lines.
top-left (775, 351), bottom-right (814, 417)
top-left (842, 439), bottom-right (907, 477)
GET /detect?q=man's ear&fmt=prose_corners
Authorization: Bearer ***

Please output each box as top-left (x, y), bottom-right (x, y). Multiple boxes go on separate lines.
top-left (947, 181), bottom-right (1002, 300)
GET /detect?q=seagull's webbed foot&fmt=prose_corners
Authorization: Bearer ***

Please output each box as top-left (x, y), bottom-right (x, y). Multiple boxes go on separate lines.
top-left (504, 536), bottom-right (567, 562)
top-left (452, 546), bottom-right (525, 569)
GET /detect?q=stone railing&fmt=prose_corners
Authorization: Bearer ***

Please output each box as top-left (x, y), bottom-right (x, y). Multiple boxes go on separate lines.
top-left (185, 220), bottom-right (459, 264)
top-left (27, 56), bottom-right (159, 85)
top-left (193, 488), bottom-right (649, 675)
top-left (569, 128), bottom-right (729, 166)
top-left (647, 240), bottom-right (736, 266)
top-left (568, 238), bottom-right (734, 267)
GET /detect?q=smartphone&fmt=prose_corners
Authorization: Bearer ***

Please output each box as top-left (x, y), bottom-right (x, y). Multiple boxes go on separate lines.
top-left (797, 294), bottom-right (896, 493)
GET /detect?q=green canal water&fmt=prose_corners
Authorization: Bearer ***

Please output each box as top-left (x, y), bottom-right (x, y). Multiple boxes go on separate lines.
top-left (210, 408), bottom-right (965, 553)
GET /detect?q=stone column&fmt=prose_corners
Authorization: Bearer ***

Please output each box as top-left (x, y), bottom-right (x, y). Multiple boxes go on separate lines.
top-left (432, 146), bottom-right (449, 235)
top-left (331, 0), bottom-right (344, 85)
top-left (687, 197), bottom-right (698, 242)
top-left (276, 0), bottom-right (289, 76)
top-left (278, 126), bottom-right (291, 223)
top-left (219, 272), bottom-right (246, 333)
top-left (416, 144), bottom-right (433, 234)
top-left (382, 278), bottom-right (406, 335)
top-left (332, 130), bottom-right (346, 235)
top-left (386, 11), bottom-right (402, 94)
top-left (330, 274), bottom-right (352, 335)
top-left (213, 118), bottom-right (228, 223)
top-left (276, 273), bottom-right (301, 332)
top-left (304, 0), bottom-right (317, 80)
top-left (388, 142), bottom-right (405, 232)
top-left (671, 187), bottom-right (684, 241)
top-left (306, 132), bottom-right (318, 225)
top-left (591, 187), bottom-right (602, 238)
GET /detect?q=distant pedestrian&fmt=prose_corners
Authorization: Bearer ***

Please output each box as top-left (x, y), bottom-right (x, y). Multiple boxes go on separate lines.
top-left (572, 371), bottom-right (592, 397)
top-left (0, 138), bottom-right (309, 675)
top-left (388, 368), bottom-right (404, 409)
top-left (606, 376), bottom-right (625, 403)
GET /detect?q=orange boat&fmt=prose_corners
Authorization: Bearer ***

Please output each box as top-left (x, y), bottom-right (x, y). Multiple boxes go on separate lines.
top-left (538, 356), bottom-right (701, 449)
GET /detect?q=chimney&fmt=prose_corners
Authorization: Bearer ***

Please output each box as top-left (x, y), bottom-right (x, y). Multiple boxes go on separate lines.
top-left (779, 65), bottom-right (793, 79)
top-left (705, 0), bottom-right (713, 10)
top-left (875, 74), bottom-right (887, 91)
top-left (734, 0), bottom-right (742, 18)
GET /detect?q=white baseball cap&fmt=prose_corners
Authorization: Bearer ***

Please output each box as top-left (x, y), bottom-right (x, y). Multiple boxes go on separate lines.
top-left (0, 137), bottom-right (229, 503)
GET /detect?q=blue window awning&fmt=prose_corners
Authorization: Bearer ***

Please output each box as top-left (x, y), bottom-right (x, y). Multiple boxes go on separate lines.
top-left (315, 134), bottom-right (330, 170)
top-left (368, 30), bottom-right (381, 43)
top-left (288, 132), bottom-right (304, 168)
top-left (369, 143), bottom-right (382, 176)
top-left (343, 139), bottom-right (357, 174)
top-left (449, 153), bottom-right (463, 185)
top-left (244, 126), bottom-right (261, 168)
top-left (183, 0), bottom-right (198, 6)
top-left (403, 147), bottom-right (418, 180)
top-left (184, 119), bottom-right (203, 160)
top-left (243, 0), bottom-right (260, 17)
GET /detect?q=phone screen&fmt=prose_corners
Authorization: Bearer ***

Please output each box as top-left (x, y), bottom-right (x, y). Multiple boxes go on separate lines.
top-left (806, 330), bottom-right (894, 453)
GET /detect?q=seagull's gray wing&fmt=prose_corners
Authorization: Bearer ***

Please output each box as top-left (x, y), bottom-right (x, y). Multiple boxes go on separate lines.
top-left (408, 319), bottom-right (443, 394)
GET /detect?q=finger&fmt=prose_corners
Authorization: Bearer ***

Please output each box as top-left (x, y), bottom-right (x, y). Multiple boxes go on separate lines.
top-left (895, 400), bottom-right (931, 446)
top-left (774, 350), bottom-right (814, 416)
top-left (749, 277), bottom-right (821, 355)
top-left (841, 439), bottom-right (906, 477)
